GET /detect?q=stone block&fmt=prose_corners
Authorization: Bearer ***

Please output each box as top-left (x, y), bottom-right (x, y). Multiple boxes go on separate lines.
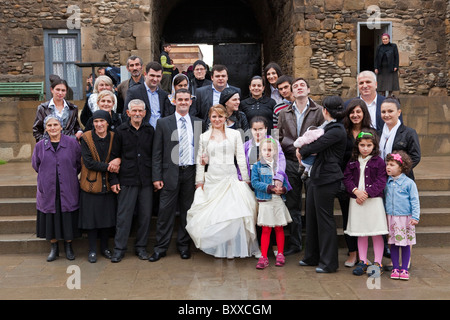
top-left (399, 51), bottom-right (410, 67)
top-left (325, 0), bottom-right (343, 11)
top-left (305, 19), bottom-right (321, 31)
top-left (294, 45), bottom-right (313, 58)
top-left (308, 79), bottom-right (325, 95)
top-left (294, 31), bottom-right (310, 46)
top-left (133, 21), bottom-right (151, 37)
top-left (25, 47), bottom-right (44, 62)
top-left (131, 50), bottom-right (151, 64)
top-left (136, 36), bottom-right (151, 50)
top-left (0, 122), bottom-right (18, 143)
top-left (82, 49), bottom-right (107, 62)
top-left (344, 50), bottom-right (357, 67)
top-left (343, 0), bottom-right (364, 10)
top-left (81, 27), bottom-right (97, 50)
top-left (31, 61), bottom-right (45, 76)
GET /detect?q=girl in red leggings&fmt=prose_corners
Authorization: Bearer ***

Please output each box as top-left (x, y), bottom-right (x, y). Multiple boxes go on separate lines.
top-left (251, 138), bottom-right (292, 269)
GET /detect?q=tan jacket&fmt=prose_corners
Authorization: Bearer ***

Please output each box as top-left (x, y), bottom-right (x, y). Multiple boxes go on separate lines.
top-left (277, 98), bottom-right (324, 162)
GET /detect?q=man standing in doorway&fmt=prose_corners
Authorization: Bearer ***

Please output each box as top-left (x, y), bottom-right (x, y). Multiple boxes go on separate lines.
top-left (277, 77), bottom-right (324, 256)
top-left (160, 43), bottom-right (175, 93)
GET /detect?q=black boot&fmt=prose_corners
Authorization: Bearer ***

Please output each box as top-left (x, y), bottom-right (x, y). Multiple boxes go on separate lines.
top-left (47, 242), bottom-right (59, 262)
top-left (64, 241), bottom-right (75, 260)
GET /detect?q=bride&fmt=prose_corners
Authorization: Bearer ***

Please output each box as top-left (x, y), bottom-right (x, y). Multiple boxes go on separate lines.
top-left (186, 104), bottom-right (260, 258)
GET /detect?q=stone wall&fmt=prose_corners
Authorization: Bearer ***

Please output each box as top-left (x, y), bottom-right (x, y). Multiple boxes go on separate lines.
top-left (292, 0), bottom-right (449, 99)
top-left (0, 0), bottom-right (152, 86)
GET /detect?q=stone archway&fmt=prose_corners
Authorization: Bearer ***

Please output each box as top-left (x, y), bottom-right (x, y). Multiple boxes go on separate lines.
top-left (150, 0), bottom-right (295, 77)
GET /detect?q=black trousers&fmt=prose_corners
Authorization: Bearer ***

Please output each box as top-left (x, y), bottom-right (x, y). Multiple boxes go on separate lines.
top-left (153, 166), bottom-right (195, 253)
top-left (336, 186), bottom-right (358, 253)
top-left (285, 159), bottom-right (304, 250)
top-left (114, 185), bottom-right (153, 253)
top-left (302, 180), bottom-right (340, 272)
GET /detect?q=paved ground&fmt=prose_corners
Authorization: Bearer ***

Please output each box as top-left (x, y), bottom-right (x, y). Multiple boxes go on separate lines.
top-left (0, 159), bottom-right (449, 302)
top-left (1, 243), bottom-right (450, 301)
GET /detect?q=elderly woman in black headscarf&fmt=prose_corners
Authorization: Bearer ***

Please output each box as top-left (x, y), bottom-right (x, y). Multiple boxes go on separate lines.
top-left (374, 33), bottom-right (400, 96)
top-left (79, 110), bottom-right (119, 263)
top-left (219, 87), bottom-right (249, 132)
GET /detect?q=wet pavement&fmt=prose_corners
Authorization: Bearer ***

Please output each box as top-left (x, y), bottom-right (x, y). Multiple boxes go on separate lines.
top-left (1, 159), bottom-right (450, 302)
top-left (1, 245), bottom-right (449, 301)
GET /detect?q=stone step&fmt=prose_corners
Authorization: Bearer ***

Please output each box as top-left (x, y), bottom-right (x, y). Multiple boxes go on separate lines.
top-left (0, 198), bottom-right (35, 216)
top-left (0, 215), bottom-right (35, 234)
top-left (0, 185), bottom-right (36, 198)
top-left (416, 177), bottom-right (450, 192)
top-left (418, 191), bottom-right (450, 208)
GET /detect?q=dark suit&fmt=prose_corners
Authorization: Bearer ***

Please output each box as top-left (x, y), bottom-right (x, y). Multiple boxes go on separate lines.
top-left (152, 112), bottom-right (206, 254)
top-left (194, 84), bottom-right (241, 120)
top-left (116, 76), bottom-right (144, 114)
top-left (123, 83), bottom-right (172, 124)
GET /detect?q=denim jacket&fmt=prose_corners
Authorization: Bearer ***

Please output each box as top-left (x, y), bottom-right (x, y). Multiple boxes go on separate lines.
top-left (384, 173), bottom-right (420, 221)
top-left (251, 161), bottom-right (291, 201)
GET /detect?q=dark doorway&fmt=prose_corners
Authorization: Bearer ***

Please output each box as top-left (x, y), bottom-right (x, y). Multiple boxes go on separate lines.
top-left (358, 22), bottom-right (392, 74)
top-left (162, 0), bottom-right (263, 95)
top-left (213, 43), bottom-right (261, 98)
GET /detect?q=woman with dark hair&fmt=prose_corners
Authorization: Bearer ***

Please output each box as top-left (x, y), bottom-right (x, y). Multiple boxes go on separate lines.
top-left (374, 33), bottom-right (400, 96)
top-left (339, 98), bottom-right (373, 267)
top-left (219, 87), bottom-right (249, 132)
top-left (32, 77), bottom-right (82, 142)
top-left (379, 97), bottom-right (421, 180)
top-left (263, 62), bottom-right (283, 104)
top-left (240, 76), bottom-right (277, 130)
top-left (32, 115), bottom-right (81, 261)
top-left (297, 95), bottom-right (347, 273)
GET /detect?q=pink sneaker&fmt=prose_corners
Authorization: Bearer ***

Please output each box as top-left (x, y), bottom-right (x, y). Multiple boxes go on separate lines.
top-left (275, 253), bottom-right (285, 267)
top-left (399, 269), bottom-right (410, 280)
top-left (256, 257), bottom-right (269, 269)
top-left (390, 268), bottom-right (400, 279)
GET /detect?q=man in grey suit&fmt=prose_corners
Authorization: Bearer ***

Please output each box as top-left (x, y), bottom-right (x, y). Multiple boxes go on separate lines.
top-left (149, 88), bottom-right (206, 261)
top-left (194, 64), bottom-right (241, 120)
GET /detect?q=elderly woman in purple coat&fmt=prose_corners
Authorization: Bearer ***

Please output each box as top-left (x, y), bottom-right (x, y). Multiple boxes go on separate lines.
top-left (32, 115), bottom-right (81, 262)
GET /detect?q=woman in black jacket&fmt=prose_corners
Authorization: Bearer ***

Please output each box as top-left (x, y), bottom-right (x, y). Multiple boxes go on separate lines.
top-left (240, 76), bottom-right (277, 131)
top-left (379, 97), bottom-right (421, 180)
top-left (374, 34), bottom-right (399, 96)
top-left (297, 96), bottom-right (347, 273)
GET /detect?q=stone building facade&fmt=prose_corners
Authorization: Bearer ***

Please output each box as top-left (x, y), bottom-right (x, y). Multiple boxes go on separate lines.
top-left (0, 0), bottom-right (448, 98)
top-left (0, 0), bottom-right (449, 161)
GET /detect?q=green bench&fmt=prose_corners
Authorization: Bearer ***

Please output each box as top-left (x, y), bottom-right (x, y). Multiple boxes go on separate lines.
top-left (0, 82), bottom-right (44, 100)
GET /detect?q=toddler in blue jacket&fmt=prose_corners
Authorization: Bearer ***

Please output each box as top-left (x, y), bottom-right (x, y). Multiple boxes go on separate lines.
top-left (384, 151), bottom-right (420, 281)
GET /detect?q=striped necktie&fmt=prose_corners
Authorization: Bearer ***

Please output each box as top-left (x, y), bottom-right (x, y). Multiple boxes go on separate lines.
top-left (179, 117), bottom-right (190, 165)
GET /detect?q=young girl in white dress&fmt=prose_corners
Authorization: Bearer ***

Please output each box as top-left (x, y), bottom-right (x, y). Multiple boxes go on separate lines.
top-left (251, 138), bottom-right (292, 269)
top-left (186, 105), bottom-right (260, 259)
top-left (343, 130), bottom-right (388, 276)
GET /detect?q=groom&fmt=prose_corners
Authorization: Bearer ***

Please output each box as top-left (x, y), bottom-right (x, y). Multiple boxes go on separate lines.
top-left (149, 88), bottom-right (206, 261)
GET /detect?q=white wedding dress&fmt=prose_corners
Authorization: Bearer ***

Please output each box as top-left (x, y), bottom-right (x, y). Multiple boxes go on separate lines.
top-left (186, 128), bottom-right (260, 258)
